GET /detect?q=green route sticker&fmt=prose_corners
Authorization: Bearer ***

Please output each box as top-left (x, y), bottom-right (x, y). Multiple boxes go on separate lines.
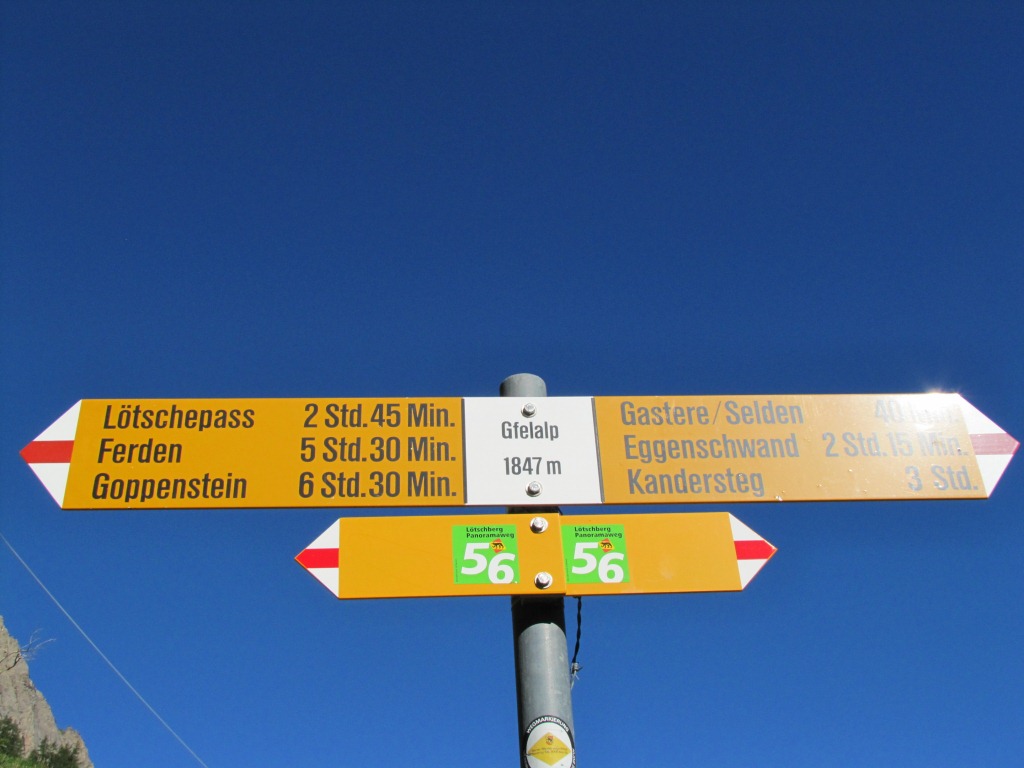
top-left (563, 523), bottom-right (630, 584)
top-left (452, 524), bottom-right (520, 585)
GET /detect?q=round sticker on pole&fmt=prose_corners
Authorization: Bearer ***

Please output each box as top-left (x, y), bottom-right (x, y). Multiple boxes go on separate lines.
top-left (523, 715), bottom-right (575, 768)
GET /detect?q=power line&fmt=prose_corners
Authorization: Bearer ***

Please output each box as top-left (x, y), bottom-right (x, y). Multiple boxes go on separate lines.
top-left (1, 528), bottom-right (211, 768)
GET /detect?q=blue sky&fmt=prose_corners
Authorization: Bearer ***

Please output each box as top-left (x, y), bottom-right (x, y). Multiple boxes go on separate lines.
top-left (2, 2), bottom-right (1022, 766)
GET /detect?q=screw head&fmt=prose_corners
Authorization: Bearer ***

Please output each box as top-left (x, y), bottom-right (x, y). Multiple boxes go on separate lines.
top-left (526, 481), bottom-right (543, 497)
top-left (529, 516), bottom-right (549, 533)
top-left (521, 402), bottom-right (537, 418)
top-left (534, 572), bottom-right (553, 589)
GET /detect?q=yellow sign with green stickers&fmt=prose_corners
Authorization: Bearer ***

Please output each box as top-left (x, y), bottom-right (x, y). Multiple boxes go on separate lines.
top-left (296, 512), bottom-right (776, 599)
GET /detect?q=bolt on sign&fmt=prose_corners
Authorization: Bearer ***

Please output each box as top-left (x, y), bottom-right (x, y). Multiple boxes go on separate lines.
top-left (21, 393), bottom-right (1017, 509)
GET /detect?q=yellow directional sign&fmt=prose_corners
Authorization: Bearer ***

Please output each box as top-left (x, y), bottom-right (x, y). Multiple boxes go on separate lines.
top-left (296, 512), bottom-right (775, 599)
top-left (296, 513), bottom-right (566, 598)
top-left (20, 398), bottom-right (464, 509)
top-left (593, 393), bottom-right (1018, 504)
top-left (560, 513), bottom-right (775, 596)
top-left (21, 393), bottom-right (1016, 509)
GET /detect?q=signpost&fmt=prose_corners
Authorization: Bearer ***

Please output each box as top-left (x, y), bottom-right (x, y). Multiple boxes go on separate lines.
top-left (295, 511), bottom-right (776, 599)
top-left (20, 393), bottom-right (1017, 509)
top-left (18, 377), bottom-right (1018, 768)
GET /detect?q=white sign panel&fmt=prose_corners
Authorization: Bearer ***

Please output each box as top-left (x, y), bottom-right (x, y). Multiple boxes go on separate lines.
top-left (463, 397), bottom-right (603, 505)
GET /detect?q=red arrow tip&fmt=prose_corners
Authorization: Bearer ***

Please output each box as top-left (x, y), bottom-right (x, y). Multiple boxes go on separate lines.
top-left (735, 539), bottom-right (777, 561)
top-left (296, 547), bottom-right (338, 570)
top-left (20, 440), bottom-right (75, 464)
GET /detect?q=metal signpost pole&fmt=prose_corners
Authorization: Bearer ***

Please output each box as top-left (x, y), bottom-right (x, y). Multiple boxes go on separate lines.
top-left (501, 373), bottom-right (576, 768)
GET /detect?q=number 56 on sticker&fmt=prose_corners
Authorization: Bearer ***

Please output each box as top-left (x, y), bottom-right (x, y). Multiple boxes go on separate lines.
top-left (453, 525), bottom-right (520, 585)
top-left (563, 525), bottom-right (630, 584)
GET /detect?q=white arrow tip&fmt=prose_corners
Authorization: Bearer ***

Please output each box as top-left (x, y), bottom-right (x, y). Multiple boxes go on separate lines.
top-left (730, 515), bottom-right (777, 589)
top-left (21, 401), bottom-right (82, 507)
top-left (296, 520), bottom-right (341, 598)
top-left (958, 396), bottom-right (1019, 495)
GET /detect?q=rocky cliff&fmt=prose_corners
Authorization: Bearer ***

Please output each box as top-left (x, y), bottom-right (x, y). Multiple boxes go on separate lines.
top-left (0, 616), bottom-right (93, 767)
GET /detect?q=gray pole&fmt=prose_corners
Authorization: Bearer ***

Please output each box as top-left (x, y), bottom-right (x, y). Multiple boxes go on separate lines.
top-left (501, 373), bottom-right (576, 768)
